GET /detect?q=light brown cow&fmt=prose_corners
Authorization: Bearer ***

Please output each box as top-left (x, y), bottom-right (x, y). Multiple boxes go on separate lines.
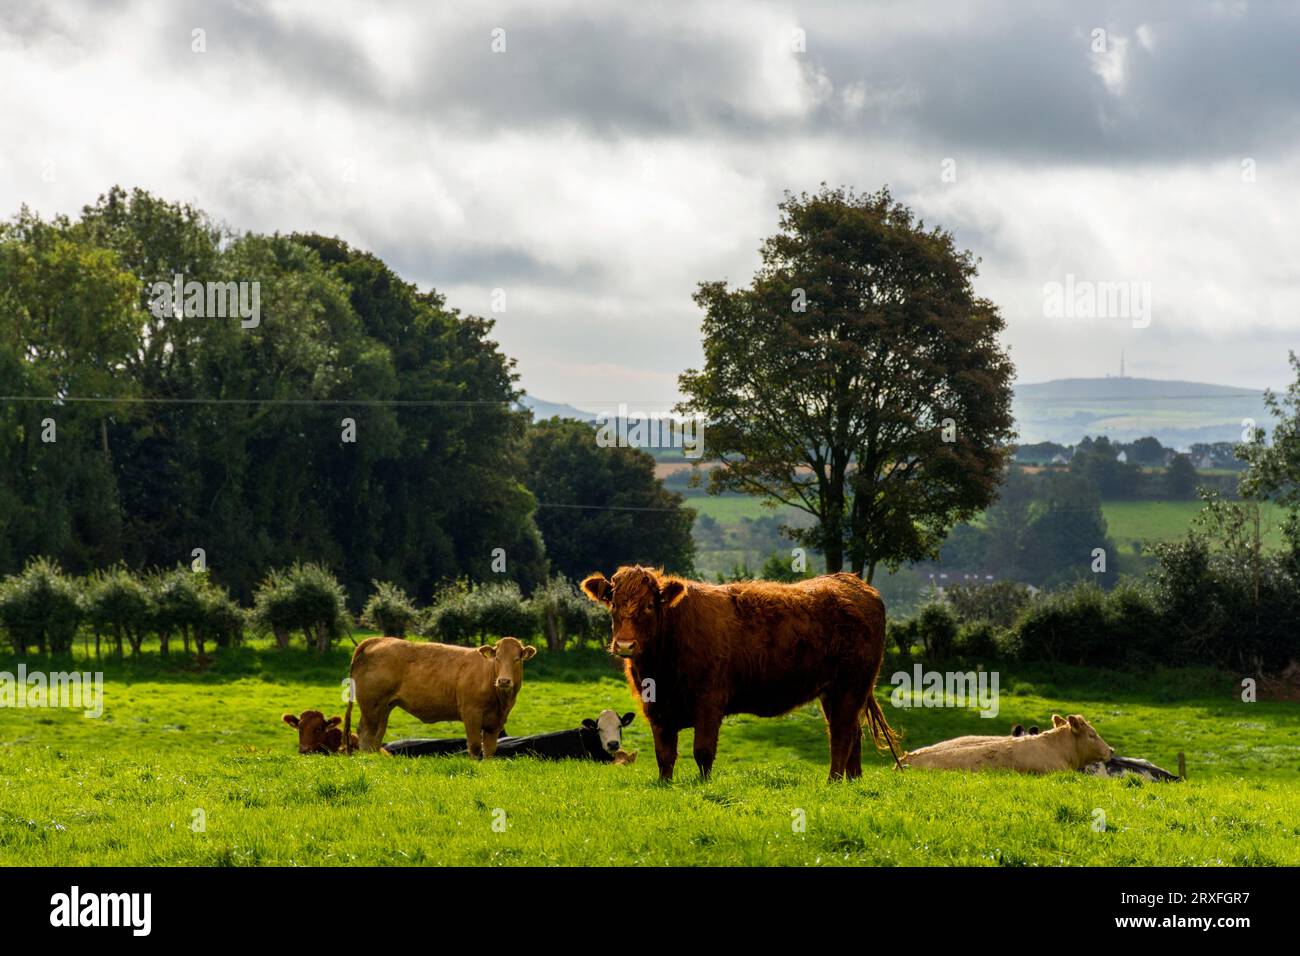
top-left (902, 714), bottom-right (1113, 773)
top-left (343, 636), bottom-right (537, 755)
top-left (282, 710), bottom-right (360, 755)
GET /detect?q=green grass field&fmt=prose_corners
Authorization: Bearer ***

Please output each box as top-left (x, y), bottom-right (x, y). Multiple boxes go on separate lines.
top-left (2, 639), bottom-right (1297, 866)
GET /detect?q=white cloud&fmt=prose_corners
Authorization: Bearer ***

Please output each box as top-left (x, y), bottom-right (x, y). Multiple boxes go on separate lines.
top-left (1, 0), bottom-right (1297, 404)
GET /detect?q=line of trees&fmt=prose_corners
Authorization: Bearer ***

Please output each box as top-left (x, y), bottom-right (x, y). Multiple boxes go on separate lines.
top-left (0, 188), bottom-right (695, 605)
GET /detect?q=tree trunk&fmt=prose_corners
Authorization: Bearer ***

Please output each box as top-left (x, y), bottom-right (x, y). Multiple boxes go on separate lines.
top-left (159, 628), bottom-right (169, 657)
top-left (544, 609), bottom-right (562, 653)
top-left (182, 626), bottom-right (191, 654)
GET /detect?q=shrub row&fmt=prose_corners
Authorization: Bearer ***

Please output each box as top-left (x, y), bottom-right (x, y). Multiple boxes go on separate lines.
top-left (0, 559), bottom-right (611, 657)
top-left (0, 559), bottom-right (244, 657)
top-left (419, 577), bottom-right (608, 650)
top-left (893, 541), bottom-right (1300, 672)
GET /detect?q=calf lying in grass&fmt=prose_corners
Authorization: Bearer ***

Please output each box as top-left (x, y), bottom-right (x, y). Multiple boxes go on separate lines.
top-left (383, 710), bottom-right (635, 761)
top-left (283, 710), bottom-right (360, 755)
top-left (1012, 721), bottom-right (1180, 781)
top-left (902, 714), bottom-right (1113, 774)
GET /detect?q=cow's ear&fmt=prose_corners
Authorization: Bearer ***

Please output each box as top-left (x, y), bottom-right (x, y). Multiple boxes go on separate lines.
top-left (1028, 725), bottom-right (1040, 735)
top-left (521, 645), bottom-right (537, 661)
top-left (620, 711), bottom-right (635, 726)
top-left (582, 719), bottom-right (598, 730)
top-left (282, 713), bottom-right (299, 727)
top-left (660, 580), bottom-right (687, 608)
top-left (326, 716), bottom-right (342, 727)
top-left (1067, 715), bottom-right (1085, 733)
top-left (478, 644), bottom-right (497, 659)
top-left (581, 573), bottom-right (613, 605)
top-left (1011, 724), bottom-right (1024, 737)
top-left (1051, 714), bottom-right (1067, 728)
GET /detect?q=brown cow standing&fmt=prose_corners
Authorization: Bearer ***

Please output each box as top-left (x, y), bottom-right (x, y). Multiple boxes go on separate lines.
top-left (343, 636), bottom-right (536, 755)
top-left (282, 710), bottom-right (360, 754)
top-left (581, 566), bottom-right (901, 782)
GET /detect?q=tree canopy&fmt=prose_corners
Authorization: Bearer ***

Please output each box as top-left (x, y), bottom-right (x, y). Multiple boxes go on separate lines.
top-left (0, 187), bottom-right (547, 603)
top-left (678, 185), bottom-right (1015, 579)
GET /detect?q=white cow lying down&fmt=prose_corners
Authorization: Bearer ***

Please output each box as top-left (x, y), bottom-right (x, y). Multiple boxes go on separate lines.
top-left (902, 714), bottom-right (1113, 773)
top-left (901, 715), bottom-right (1179, 780)
top-left (1012, 721), bottom-right (1180, 781)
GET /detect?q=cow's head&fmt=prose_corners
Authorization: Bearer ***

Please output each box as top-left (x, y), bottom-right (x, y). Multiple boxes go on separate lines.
top-left (478, 636), bottom-right (537, 695)
top-left (282, 710), bottom-right (342, 755)
top-left (1053, 713), bottom-right (1114, 764)
top-left (581, 566), bottom-right (686, 659)
top-left (582, 708), bottom-right (636, 754)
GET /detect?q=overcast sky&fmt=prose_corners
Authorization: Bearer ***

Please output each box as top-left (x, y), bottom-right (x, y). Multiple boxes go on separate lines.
top-left (2, 0), bottom-right (1297, 412)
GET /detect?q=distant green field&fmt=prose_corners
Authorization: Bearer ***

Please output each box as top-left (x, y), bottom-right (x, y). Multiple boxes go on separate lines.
top-left (686, 494), bottom-right (796, 524)
top-left (2, 641), bottom-right (1297, 866)
top-left (1103, 500), bottom-right (1289, 554)
top-left (689, 494), bottom-right (1290, 555)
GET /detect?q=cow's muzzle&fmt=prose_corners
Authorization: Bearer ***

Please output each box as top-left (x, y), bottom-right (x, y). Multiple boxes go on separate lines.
top-left (612, 640), bottom-right (638, 657)
top-left (495, 678), bottom-right (514, 690)
top-left (606, 740), bottom-right (620, 752)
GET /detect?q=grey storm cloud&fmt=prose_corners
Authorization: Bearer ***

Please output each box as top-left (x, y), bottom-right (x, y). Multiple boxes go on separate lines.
top-left (145, 0), bottom-right (1300, 159)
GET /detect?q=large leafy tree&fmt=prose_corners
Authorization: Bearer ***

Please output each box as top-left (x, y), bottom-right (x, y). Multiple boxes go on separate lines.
top-left (1240, 351), bottom-right (1300, 554)
top-left (523, 417), bottom-right (695, 580)
top-left (678, 185), bottom-right (1015, 580)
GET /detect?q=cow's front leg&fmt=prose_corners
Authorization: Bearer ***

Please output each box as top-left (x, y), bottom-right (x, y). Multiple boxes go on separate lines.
top-left (481, 721), bottom-right (500, 758)
top-left (692, 709), bottom-right (723, 780)
top-left (652, 724), bottom-right (678, 781)
top-left (463, 713), bottom-right (484, 759)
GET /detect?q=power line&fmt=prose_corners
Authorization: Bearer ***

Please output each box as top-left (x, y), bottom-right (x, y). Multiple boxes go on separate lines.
top-left (0, 395), bottom-right (513, 407)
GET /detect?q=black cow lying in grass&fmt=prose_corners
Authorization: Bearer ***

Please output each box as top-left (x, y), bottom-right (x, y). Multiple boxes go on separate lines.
top-left (383, 710), bottom-right (635, 761)
top-left (1012, 722), bottom-right (1180, 781)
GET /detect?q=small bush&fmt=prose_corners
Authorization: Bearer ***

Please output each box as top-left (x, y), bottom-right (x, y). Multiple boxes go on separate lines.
top-left (0, 557), bottom-right (83, 655)
top-left (526, 576), bottom-right (608, 651)
top-left (955, 620), bottom-right (1001, 659)
top-left (472, 582), bottom-right (538, 642)
top-left (251, 563), bottom-right (349, 652)
top-left (887, 619), bottom-right (917, 658)
top-left (944, 580), bottom-right (1036, 629)
top-left (1012, 582), bottom-right (1110, 665)
top-left (914, 602), bottom-right (959, 661)
top-left (360, 581), bottom-right (419, 638)
top-left (85, 566), bottom-right (153, 656)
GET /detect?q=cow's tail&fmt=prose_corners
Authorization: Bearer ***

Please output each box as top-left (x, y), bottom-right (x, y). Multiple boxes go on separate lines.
top-left (343, 640), bottom-right (365, 755)
top-left (863, 690), bottom-right (904, 770)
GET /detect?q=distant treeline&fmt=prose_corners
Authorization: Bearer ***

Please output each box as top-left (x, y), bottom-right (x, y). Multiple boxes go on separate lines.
top-left (0, 188), bottom-right (694, 604)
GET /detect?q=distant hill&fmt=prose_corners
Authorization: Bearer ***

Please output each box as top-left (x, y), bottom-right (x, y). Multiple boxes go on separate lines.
top-left (1013, 376), bottom-right (1271, 448)
top-left (518, 396), bottom-right (597, 422)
